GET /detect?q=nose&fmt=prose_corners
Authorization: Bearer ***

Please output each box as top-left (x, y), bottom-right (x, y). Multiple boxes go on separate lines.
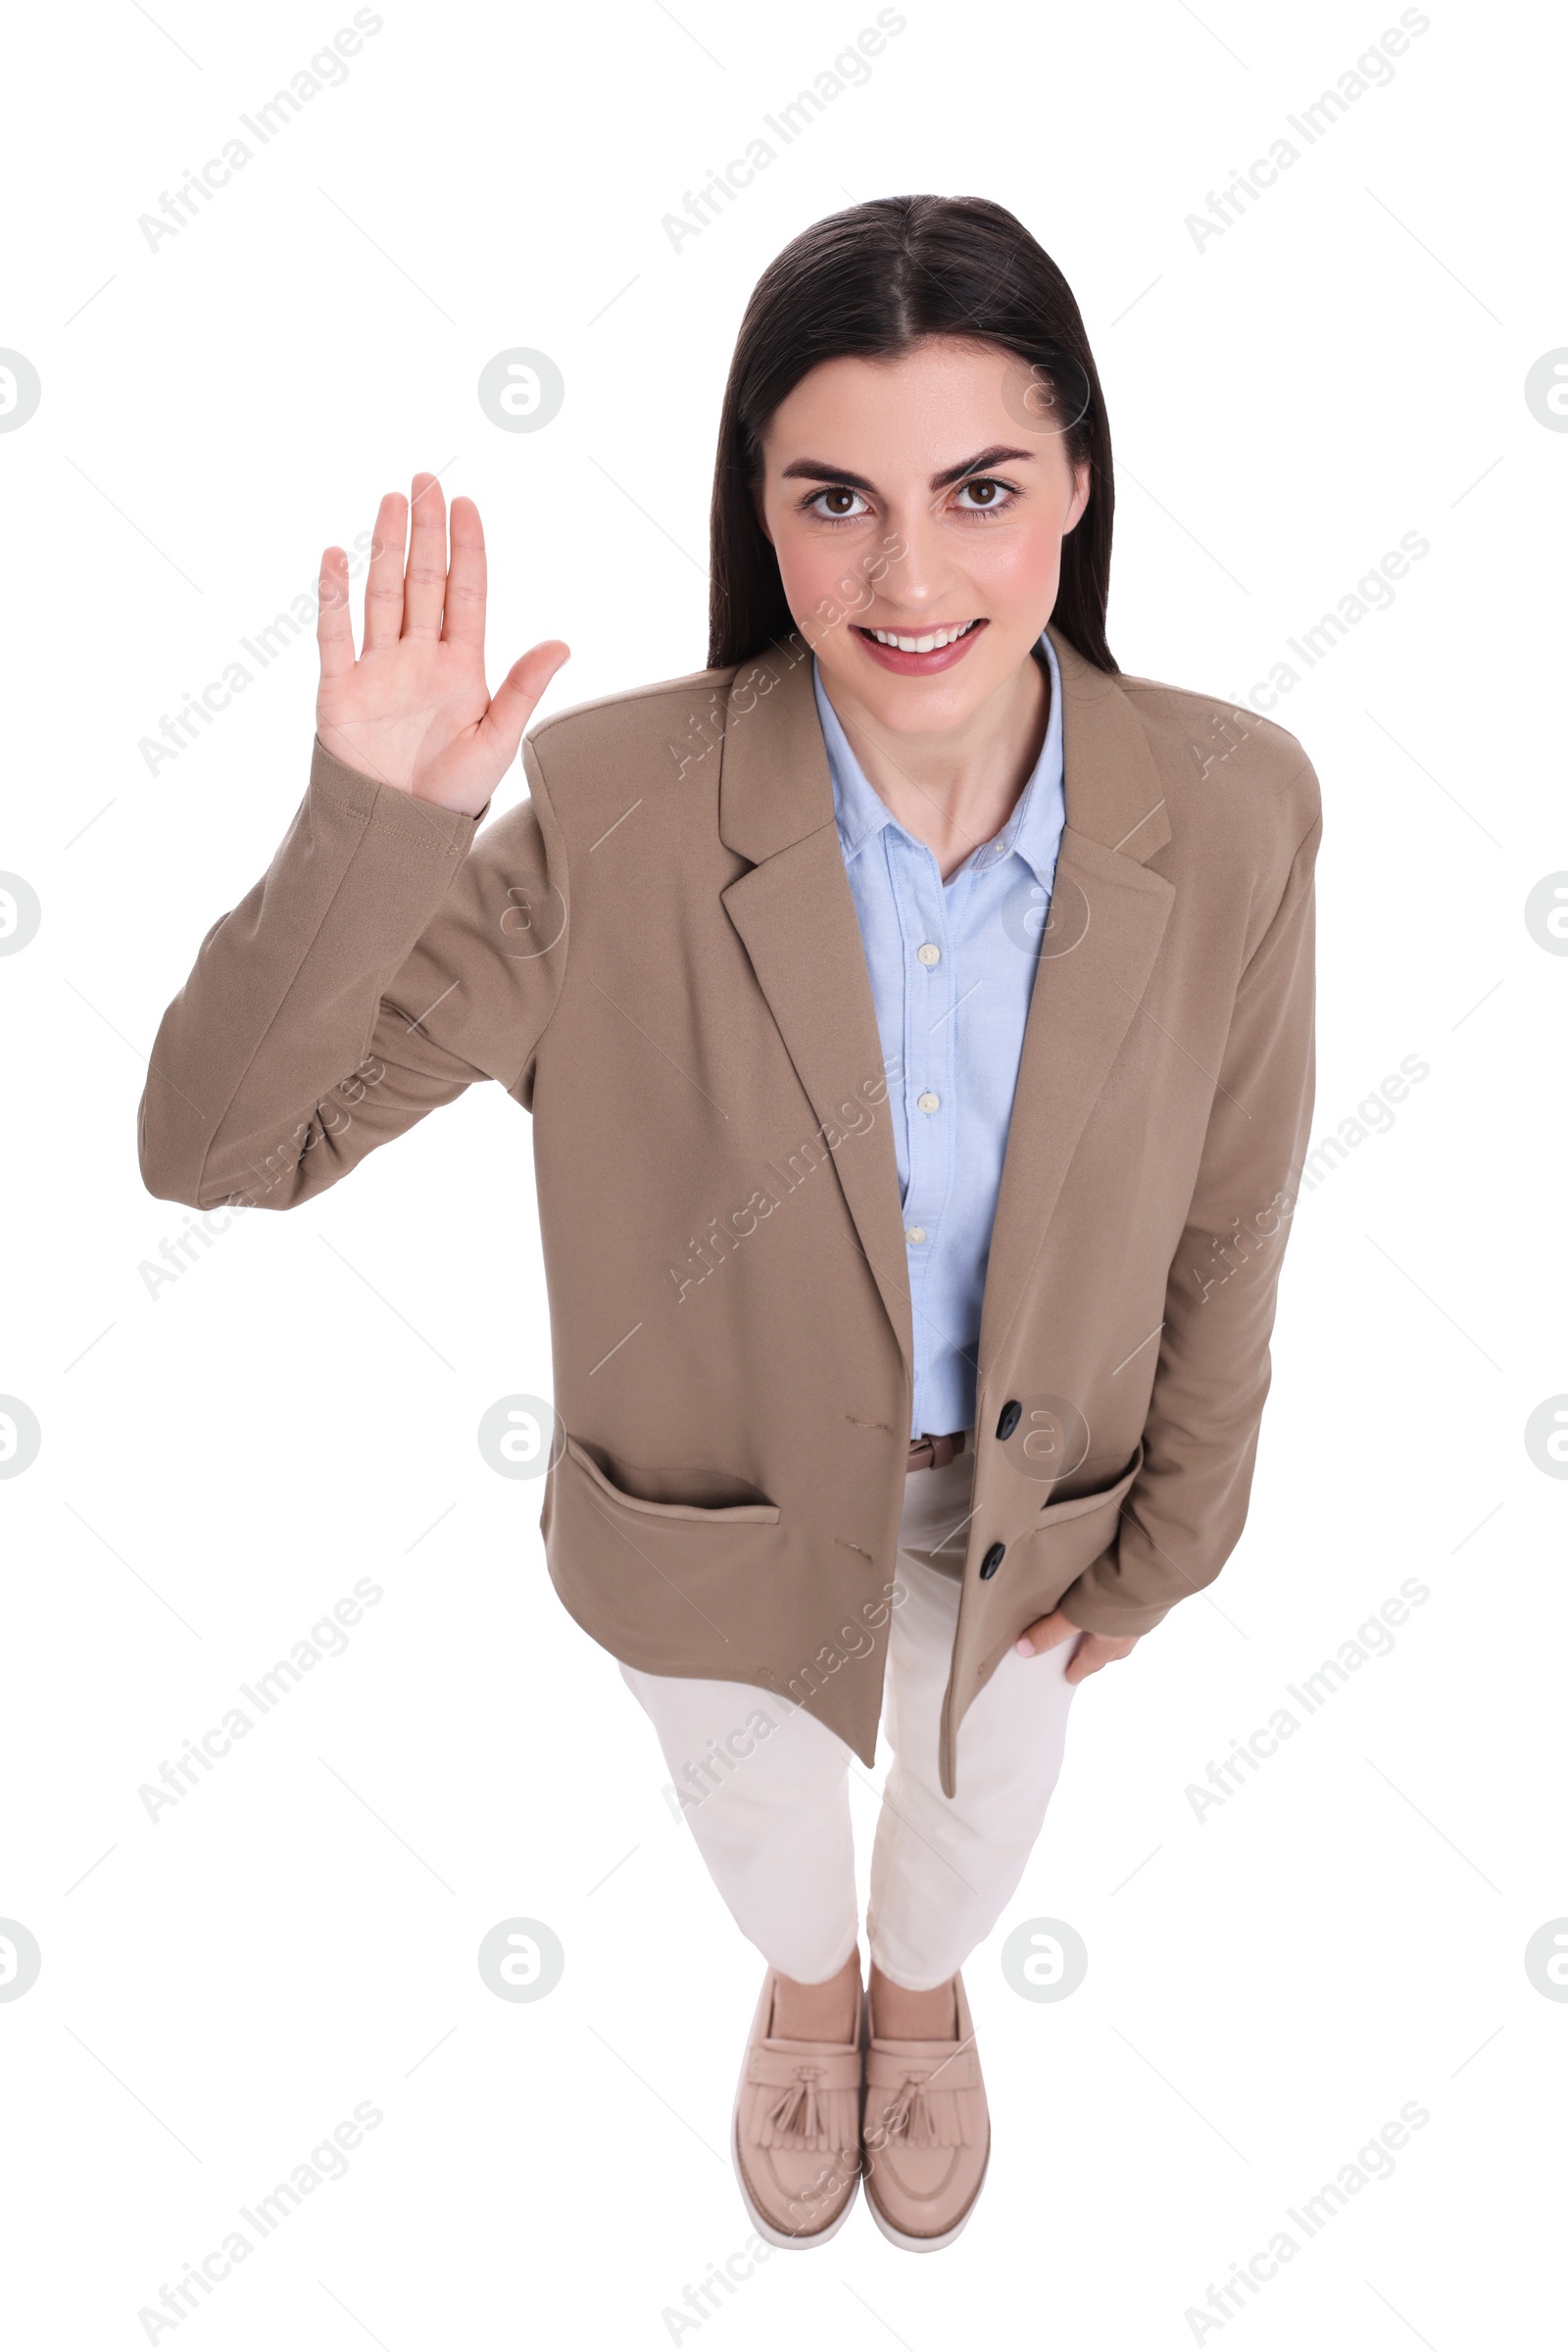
top-left (867, 510), bottom-right (951, 620)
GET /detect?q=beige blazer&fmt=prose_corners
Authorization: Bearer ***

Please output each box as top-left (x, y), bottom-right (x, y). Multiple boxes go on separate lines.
top-left (139, 625), bottom-right (1320, 1795)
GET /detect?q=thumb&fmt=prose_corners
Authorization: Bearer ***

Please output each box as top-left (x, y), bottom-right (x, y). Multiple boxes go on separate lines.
top-left (479, 639), bottom-right (571, 767)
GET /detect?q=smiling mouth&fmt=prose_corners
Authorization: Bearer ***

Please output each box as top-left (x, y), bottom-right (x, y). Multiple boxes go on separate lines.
top-left (857, 618), bottom-right (985, 654)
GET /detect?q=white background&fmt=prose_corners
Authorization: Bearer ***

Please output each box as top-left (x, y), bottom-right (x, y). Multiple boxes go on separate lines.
top-left (3, 0), bottom-right (1565, 2343)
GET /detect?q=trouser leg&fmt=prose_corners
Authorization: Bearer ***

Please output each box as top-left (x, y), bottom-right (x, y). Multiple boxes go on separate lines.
top-left (618, 1662), bottom-right (860, 1984)
top-left (615, 1449), bottom-right (1079, 1992)
top-left (867, 1476), bottom-right (1079, 1990)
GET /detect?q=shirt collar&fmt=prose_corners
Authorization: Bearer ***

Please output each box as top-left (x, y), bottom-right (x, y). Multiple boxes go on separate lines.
top-left (811, 629), bottom-right (1064, 891)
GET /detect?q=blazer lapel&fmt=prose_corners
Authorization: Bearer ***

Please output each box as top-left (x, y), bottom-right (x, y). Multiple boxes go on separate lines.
top-left (976, 631), bottom-right (1176, 1377)
top-left (717, 651), bottom-right (915, 1381)
top-left (713, 630), bottom-right (1179, 1399)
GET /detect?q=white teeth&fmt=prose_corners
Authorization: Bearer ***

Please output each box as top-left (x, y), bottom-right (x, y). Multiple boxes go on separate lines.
top-left (868, 621), bottom-right (978, 653)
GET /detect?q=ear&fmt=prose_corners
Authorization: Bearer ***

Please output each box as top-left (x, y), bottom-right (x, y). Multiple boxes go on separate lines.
top-left (1062, 459), bottom-right (1092, 536)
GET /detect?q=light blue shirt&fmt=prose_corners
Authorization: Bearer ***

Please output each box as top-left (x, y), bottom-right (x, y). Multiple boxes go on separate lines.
top-left (812, 631), bottom-right (1066, 1441)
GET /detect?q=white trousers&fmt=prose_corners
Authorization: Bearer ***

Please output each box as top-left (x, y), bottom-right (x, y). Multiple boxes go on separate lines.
top-left (619, 1444), bottom-right (1079, 1990)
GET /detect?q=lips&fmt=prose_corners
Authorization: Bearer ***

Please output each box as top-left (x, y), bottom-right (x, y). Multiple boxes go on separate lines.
top-left (854, 617), bottom-right (988, 677)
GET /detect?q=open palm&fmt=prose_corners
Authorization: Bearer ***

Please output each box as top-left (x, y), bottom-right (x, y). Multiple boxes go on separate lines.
top-left (316, 470), bottom-right (568, 816)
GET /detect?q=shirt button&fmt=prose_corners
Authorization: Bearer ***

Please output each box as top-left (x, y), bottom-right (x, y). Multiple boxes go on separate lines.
top-left (905, 1225), bottom-right (926, 1245)
top-left (917, 1091), bottom-right (941, 1113)
top-left (916, 942), bottom-right (942, 966)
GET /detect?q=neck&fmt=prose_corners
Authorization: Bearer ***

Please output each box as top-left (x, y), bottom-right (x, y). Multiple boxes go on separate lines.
top-left (822, 644), bottom-right (1050, 883)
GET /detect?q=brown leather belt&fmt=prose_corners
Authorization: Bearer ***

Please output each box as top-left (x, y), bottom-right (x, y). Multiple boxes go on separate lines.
top-left (906, 1430), bottom-right (966, 1471)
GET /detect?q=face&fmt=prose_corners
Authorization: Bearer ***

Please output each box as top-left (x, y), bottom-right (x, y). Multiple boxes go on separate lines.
top-left (756, 336), bottom-right (1091, 738)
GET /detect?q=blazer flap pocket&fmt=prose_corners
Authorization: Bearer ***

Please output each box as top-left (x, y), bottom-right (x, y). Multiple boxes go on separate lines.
top-left (563, 1437), bottom-right (781, 1524)
top-left (1034, 1441), bottom-right (1144, 1530)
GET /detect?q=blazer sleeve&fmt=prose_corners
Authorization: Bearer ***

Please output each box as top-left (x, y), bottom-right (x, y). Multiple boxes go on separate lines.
top-left (137, 735), bottom-right (568, 1212)
top-left (1057, 798), bottom-right (1322, 1639)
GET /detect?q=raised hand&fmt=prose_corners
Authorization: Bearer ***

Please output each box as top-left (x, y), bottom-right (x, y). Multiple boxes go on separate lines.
top-left (316, 471), bottom-right (569, 817)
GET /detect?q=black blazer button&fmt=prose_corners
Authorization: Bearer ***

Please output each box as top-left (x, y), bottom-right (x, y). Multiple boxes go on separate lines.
top-left (979, 1542), bottom-right (1005, 1580)
top-left (996, 1399), bottom-right (1022, 1440)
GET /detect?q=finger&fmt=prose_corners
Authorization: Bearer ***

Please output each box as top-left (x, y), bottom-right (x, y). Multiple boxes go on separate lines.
top-left (401, 470), bottom-right (447, 639)
top-left (363, 491), bottom-right (409, 650)
top-left (317, 548), bottom-right (356, 677)
top-left (1015, 1610), bottom-right (1073, 1658)
top-left (442, 495), bottom-right (487, 651)
top-left (476, 640), bottom-right (572, 769)
top-left (1065, 1636), bottom-right (1135, 1685)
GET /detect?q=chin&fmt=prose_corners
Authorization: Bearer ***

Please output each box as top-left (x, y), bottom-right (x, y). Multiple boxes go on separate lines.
top-left (853, 639), bottom-right (1027, 725)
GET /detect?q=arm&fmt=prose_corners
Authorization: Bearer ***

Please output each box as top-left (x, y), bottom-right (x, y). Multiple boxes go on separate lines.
top-left (138, 473), bottom-right (570, 1211)
top-left (1023, 795), bottom-right (1322, 1667)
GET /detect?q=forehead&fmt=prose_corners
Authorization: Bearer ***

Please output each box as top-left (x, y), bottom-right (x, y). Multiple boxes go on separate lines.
top-left (770, 338), bottom-right (1024, 425)
top-left (760, 338), bottom-right (1056, 466)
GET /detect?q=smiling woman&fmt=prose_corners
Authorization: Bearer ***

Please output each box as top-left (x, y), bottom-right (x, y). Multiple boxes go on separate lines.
top-left (755, 346), bottom-right (1090, 875)
top-left (711, 198), bottom-right (1110, 669)
top-left (139, 191), bottom-right (1321, 2259)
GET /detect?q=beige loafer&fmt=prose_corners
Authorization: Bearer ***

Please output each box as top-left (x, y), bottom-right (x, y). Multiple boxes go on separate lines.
top-left (861, 1970), bottom-right (990, 2251)
top-left (731, 1968), bottom-right (863, 2248)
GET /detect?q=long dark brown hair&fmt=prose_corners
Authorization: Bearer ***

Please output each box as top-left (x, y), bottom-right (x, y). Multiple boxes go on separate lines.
top-left (708, 194), bottom-right (1117, 674)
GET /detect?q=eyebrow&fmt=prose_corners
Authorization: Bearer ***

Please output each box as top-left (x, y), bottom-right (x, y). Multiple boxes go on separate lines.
top-left (778, 444), bottom-right (1038, 494)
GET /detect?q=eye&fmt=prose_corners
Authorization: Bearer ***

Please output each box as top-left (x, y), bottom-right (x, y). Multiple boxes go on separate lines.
top-left (953, 476), bottom-right (1016, 514)
top-left (805, 485), bottom-right (871, 522)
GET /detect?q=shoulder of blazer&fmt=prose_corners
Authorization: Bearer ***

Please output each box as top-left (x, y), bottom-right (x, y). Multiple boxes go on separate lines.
top-left (525, 662), bottom-right (743, 769)
top-left (1116, 671), bottom-right (1321, 818)
top-left (1113, 670), bottom-right (1323, 887)
top-left (517, 662), bottom-right (749, 862)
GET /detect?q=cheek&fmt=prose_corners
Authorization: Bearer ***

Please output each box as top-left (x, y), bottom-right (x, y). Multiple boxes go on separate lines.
top-left (880, 524), bottom-right (1064, 670)
top-left (968, 517), bottom-right (1065, 612)
top-left (769, 521), bottom-right (858, 619)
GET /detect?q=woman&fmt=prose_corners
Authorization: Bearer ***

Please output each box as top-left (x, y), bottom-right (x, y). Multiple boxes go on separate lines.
top-left (139, 195), bottom-right (1320, 2253)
